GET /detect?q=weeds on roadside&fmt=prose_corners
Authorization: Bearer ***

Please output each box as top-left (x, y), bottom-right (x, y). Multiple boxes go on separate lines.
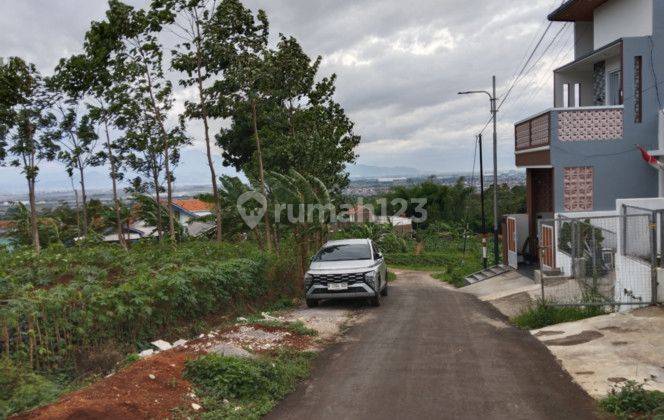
top-left (431, 268), bottom-right (467, 288)
top-left (250, 319), bottom-right (318, 337)
top-left (512, 300), bottom-right (605, 329)
top-left (0, 359), bottom-right (64, 418)
top-left (599, 381), bottom-right (664, 418)
top-left (183, 350), bottom-right (314, 419)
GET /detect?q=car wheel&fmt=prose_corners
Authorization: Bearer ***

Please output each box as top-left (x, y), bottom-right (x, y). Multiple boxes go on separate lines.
top-left (370, 292), bottom-right (381, 307)
top-left (306, 299), bottom-right (318, 308)
top-left (380, 281), bottom-right (388, 297)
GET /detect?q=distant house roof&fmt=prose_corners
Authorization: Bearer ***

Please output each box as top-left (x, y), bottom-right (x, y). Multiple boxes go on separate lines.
top-left (0, 220), bottom-right (15, 230)
top-left (187, 221), bottom-right (216, 237)
top-left (347, 205), bottom-right (374, 216)
top-left (165, 198), bottom-right (214, 214)
top-left (548, 0), bottom-right (609, 22)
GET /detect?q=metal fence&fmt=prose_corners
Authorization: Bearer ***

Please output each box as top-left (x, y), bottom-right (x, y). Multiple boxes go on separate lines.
top-left (537, 208), bottom-right (661, 309)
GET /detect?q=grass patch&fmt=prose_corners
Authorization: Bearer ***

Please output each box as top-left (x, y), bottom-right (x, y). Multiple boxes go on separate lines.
top-left (0, 360), bottom-right (66, 418)
top-left (183, 350), bottom-right (314, 419)
top-left (512, 301), bottom-right (606, 330)
top-left (599, 381), bottom-right (664, 418)
top-left (431, 270), bottom-right (467, 288)
top-left (251, 319), bottom-right (318, 337)
top-left (387, 271), bottom-right (397, 282)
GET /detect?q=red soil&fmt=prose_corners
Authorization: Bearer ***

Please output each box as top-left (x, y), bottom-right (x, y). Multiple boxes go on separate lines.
top-left (14, 349), bottom-right (201, 420)
top-left (13, 324), bottom-right (314, 420)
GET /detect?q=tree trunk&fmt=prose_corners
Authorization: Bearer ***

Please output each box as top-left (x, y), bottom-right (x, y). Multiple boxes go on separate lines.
top-left (104, 120), bottom-right (127, 250)
top-left (139, 54), bottom-right (176, 244)
top-left (151, 162), bottom-right (163, 241)
top-left (27, 176), bottom-right (40, 254)
top-left (70, 176), bottom-right (81, 236)
top-left (194, 17), bottom-right (222, 242)
top-left (251, 99), bottom-right (272, 251)
top-left (162, 141), bottom-right (176, 243)
top-left (78, 163), bottom-right (89, 236)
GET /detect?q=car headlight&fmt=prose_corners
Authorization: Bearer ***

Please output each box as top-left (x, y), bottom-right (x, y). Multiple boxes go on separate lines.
top-left (364, 270), bottom-right (377, 289)
top-left (304, 273), bottom-right (313, 290)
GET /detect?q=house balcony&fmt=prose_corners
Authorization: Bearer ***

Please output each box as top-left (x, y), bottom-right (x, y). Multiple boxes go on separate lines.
top-left (514, 105), bottom-right (624, 167)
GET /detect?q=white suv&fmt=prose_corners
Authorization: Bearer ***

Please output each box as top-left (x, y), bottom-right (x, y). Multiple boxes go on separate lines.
top-left (304, 239), bottom-right (388, 307)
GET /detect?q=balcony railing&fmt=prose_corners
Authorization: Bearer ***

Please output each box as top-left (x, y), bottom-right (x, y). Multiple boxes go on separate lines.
top-left (515, 111), bottom-right (550, 151)
top-left (515, 106), bottom-right (624, 152)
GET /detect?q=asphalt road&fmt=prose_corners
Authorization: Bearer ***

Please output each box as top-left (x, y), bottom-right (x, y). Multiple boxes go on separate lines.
top-left (266, 270), bottom-right (601, 420)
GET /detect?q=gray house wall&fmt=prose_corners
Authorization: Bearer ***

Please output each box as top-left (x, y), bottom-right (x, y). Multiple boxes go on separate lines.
top-left (574, 22), bottom-right (595, 59)
top-left (550, 19), bottom-right (664, 213)
top-left (553, 70), bottom-right (594, 107)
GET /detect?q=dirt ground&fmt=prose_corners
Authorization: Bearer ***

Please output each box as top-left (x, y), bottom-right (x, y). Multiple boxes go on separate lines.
top-left (532, 306), bottom-right (664, 398)
top-left (13, 307), bottom-right (356, 420)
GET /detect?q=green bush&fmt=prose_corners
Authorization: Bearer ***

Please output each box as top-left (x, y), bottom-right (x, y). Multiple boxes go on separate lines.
top-left (600, 381), bottom-right (664, 418)
top-left (512, 301), bottom-right (606, 330)
top-left (0, 241), bottom-right (296, 374)
top-left (431, 266), bottom-right (467, 288)
top-left (0, 360), bottom-right (64, 418)
top-left (184, 351), bottom-right (314, 419)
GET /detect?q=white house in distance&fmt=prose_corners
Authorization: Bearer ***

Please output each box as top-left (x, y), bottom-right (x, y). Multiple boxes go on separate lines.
top-left (167, 198), bottom-right (215, 237)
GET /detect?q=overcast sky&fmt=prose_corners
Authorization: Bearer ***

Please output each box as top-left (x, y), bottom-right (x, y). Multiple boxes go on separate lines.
top-left (0, 0), bottom-right (573, 186)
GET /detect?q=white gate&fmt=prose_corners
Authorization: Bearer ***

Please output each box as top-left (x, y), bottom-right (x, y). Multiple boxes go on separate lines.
top-left (507, 217), bottom-right (518, 269)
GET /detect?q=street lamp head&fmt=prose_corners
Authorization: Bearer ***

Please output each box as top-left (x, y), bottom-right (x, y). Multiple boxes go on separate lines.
top-left (458, 90), bottom-right (492, 98)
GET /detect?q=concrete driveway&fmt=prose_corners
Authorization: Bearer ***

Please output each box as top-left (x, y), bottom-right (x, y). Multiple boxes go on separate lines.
top-left (266, 270), bottom-right (601, 420)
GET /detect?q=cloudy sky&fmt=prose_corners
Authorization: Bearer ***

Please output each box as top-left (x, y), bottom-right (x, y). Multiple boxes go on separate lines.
top-left (0, 0), bottom-right (573, 190)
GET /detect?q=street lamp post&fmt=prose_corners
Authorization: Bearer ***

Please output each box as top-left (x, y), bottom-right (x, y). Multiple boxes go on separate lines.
top-left (477, 133), bottom-right (487, 269)
top-left (459, 75), bottom-right (500, 266)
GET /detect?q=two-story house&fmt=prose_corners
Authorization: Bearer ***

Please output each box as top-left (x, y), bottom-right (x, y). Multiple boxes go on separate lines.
top-left (511, 0), bottom-right (664, 268)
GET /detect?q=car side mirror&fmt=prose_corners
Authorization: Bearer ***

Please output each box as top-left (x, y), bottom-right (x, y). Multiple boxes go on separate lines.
top-left (377, 252), bottom-right (383, 260)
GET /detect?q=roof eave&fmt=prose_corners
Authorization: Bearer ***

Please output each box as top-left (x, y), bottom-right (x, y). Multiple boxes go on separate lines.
top-left (547, 0), bottom-right (609, 22)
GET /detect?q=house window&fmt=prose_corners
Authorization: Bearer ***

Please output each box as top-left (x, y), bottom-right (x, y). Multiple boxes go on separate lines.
top-left (564, 167), bottom-right (593, 212)
top-left (608, 70), bottom-right (622, 105)
top-left (634, 56), bottom-right (643, 123)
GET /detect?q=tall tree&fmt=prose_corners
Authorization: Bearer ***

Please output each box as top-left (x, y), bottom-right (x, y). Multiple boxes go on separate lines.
top-left (107, 0), bottom-right (189, 243)
top-left (49, 102), bottom-right (99, 236)
top-left (217, 35), bottom-right (360, 194)
top-left (123, 104), bottom-right (167, 241)
top-left (156, 0), bottom-right (224, 241)
top-left (55, 50), bottom-right (129, 247)
top-left (0, 57), bottom-right (58, 253)
top-left (209, 1), bottom-right (272, 248)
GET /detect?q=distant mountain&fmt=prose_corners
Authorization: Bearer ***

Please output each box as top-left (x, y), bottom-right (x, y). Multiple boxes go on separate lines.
top-left (347, 164), bottom-right (423, 179)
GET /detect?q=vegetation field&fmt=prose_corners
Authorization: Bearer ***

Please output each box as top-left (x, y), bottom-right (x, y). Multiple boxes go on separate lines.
top-left (0, 240), bottom-right (300, 417)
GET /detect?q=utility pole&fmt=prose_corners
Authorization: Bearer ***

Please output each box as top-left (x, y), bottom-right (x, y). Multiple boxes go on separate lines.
top-left (478, 134), bottom-right (487, 269)
top-left (458, 75), bottom-right (500, 266)
top-left (491, 75), bottom-right (499, 266)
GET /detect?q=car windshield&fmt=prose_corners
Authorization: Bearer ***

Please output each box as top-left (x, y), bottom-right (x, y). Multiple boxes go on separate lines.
top-left (313, 244), bottom-right (372, 262)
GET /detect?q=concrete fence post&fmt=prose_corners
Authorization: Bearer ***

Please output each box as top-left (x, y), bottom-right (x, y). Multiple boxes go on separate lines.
top-left (650, 212), bottom-right (658, 305)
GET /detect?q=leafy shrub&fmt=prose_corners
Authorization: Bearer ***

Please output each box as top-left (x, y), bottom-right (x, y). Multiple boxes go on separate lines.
top-left (512, 301), bottom-right (605, 330)
top-left (0, 360), bottom-right (63, 418)
top-left (184, 351), bottom-right (313, 419)
top-left (431, 266), bottom-right (467, 288)
top-left (0, 241), bottom-right (296, 374)
top-left (600, 381), bottom-right (664, 418)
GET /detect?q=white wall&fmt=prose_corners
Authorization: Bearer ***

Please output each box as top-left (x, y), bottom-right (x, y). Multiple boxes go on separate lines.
top-left (594, 0), bottom-right (653, 49)
top-left (508, 214), bottom-right (529, 253)
top-left (614, 254), bottom-right (652, 310)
